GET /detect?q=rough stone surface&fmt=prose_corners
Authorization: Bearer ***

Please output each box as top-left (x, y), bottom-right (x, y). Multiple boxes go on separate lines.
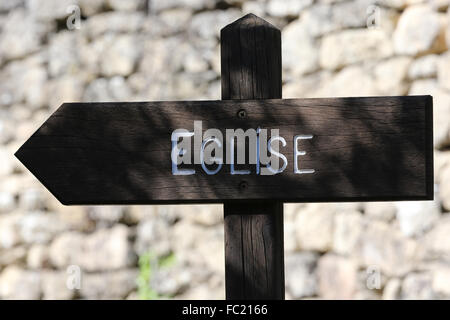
top-left (382, 278), bottom-right (401, 300)
top-left (315, 65), bottom-right (378, 97)
top-left (393, 5), bottom-right (446, 56)
top-left (408, 54), bottom-right (439, 80)
top-left (282, 19), bottom-right (319, 77)
top-left (285, 252), bottom-right (319, 298)
top-left (432, 268), bottom-right (450, 298)
top-left (317, 254), bottom-right (358, 299)
top-left (41, 271), bottom-right (75, 300)
top-left (0, 266), bottom-right (41, 299)
top-left (364, 202), bottom-right (396, 222)
top-left (374, 57), bottom-right (412, 95)
top-left (0, 9), bottom-right (51, 63)
top-left (295, 204), bottom-right (334, 252)
top-left (1, 0), bottom-right (450, 301)
top-left (437, 51), bottom-right (450, 91)
top-left (80, 269), bottom-right (139, 299)
top-left (424, 216), bottom-right (450, 258)
top-left (441, 166), bottom-right (450, 211)
top-left (401, 272), bottom-right (435, 299)
top-left (320, 29), bottom-right (393, 70)
top-left (358, 221), bottom-right (420, 276)
top-left (267, 0), bottom-right (313, 17)
top-left (49, 225), bottom-right (135, 271)
top-left (395, 200), bottom-right (440, 237)
top-left (333, 211), bottom-right (364, 255)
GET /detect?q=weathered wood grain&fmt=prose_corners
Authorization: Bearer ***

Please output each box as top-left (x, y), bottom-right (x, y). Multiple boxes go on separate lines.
top-left (222, 13), bottom-right (284, 300)
top-left (14, 95), bottom-right (434, 205)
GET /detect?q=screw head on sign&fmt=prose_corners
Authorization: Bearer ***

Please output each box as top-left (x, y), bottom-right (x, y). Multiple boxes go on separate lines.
top-left (239, 181), bottom-right (248, 190)
top-left (237, 109), bottom-right (247, 119)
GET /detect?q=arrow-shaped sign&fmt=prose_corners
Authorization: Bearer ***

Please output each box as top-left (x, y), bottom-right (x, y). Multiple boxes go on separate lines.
top-left (15, 96), bottom-right (433, 205)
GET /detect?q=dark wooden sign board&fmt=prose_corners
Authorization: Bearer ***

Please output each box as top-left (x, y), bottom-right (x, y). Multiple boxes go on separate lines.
top-left (15, 14), bottom-right (433, 300)
top-left (15, 96), bottom-right (433, 205)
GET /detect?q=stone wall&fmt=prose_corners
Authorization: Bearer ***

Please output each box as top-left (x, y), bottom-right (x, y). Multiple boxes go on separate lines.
top-left (0, 0), bottom-right (450, 299)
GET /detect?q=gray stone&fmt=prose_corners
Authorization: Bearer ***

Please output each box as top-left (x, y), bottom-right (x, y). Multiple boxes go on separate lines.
top-left (27, 0), bottom-right (78, 21)
top-left (300, 4), bottom-right (335, 37)
top-left (435, 151), bottom-right (450, 184)
top-left (432, 267), bottom-right (450, 298)
top-left (320, 29), bottom-right (393, 70)
top-left (152, 268), bottom-right (192, 296)
top-left (0, 116), bottom-right (14, 144)
top-left (395, 199), bottom-right (440, 237)
top-left (0, 266), bottom-right (41, 299)
top-left (177, 282), bottom-right (224, 299)
top-left (100, 35), bottom-right (141, 77)
top-left (315, 65), bottom-right (378, 97)
top-left (0, 213), bottom-right (22, 249)
top-left (408, 54), bottom-right (439, 80)
top-left (185, 205), bottom-right (222, 226)
top-left (284, 218), bottom-right (299, 252)
top-left (158, 9), bottom-right (193, 36)
top-left (285, 252), bottom-right (318, 299)
top-left (242, 1), bottom-right (266, 16)
top-left (80, 269), bottom-right (138, 299)
top-left (283, 71), bottom-right (332, 97)
top-left (430, 0), bottom-right (450, 10)
top-left (301, 1), bottom-right (384, 38)
top-left (87, 206), bottom-right (126, 224)
top-left (48, 75), bottom-right (85, 108)
top-left (79, 0), bottom-right (107, 16)
top-left (22, 65), bottom-right (48, 109)
top-left (183, 49), bottom-right (210, 73)
top-left (19, 212), bottom-right (67, 245)
top-left (83, 77), bottom-right (133, 102)
top-left (295, 204), bottom-right (334, 252)
top-left (0, 0), bottom-right (24, 12)
top-left (374, 57), bottom-right (412, 95)
top-left (437, 51), bottom-right (450, 91)
top-left (0, 246), bottom-right (27, 267)
top-left (333, 211), bottom-right (364, 255)
top-left (364, 202), bottom-right (396, 222)
top-left (108, 0), bottom-right (146, 11)
top-left (354, 269), bottom-right (383, 300)
top-left (282, 19), bottom-right (319, 77)
top-left (401, 272), bottom-right (435, 299)
top-left (441, 166), bottom-right (450, 211)
top-left (358, 221), bottom-right (420, 276)
top-left (149, 0), bottom-right (216, 13)
top-left (190, 10), bottom-right (241, 39)
top-left (317, 254), bottom-right (358, 299)
top-left (83, 12), bottom-right (145, 38)
top-left (48, 31), bottom-right (81, 77)
top-left (49, 225), bottom-right (135, 271)
top-left (0, 191), bottom-right (14, 213)
top-left (135, 218), bottom-right (171, 256)
top-left (382, 278), bottom-right (401, 300)
top-left (393, 5), bottom-right (446, 56)
top-left (424, 216), bottom-right (450, 258)
top-left (27, 244), bottom-right (50, 269)
top-left (41, 271), bottom-right (75, 300)
top-left (19, 188), bottom-right (47, 211)
top-left (266, 0), bottom-right (313, 17)
top-left (382, 0), bottom-right (425, 8)
top-left (81, 225), bottom-right (136, 271)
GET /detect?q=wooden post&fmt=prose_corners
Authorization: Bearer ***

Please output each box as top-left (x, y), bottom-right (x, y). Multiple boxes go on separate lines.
top-left (221, 14), bottom-right (285, 300)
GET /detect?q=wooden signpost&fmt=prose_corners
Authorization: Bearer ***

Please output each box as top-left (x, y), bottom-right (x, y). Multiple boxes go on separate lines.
top-left (15, 14), bottom-right (433, 300)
